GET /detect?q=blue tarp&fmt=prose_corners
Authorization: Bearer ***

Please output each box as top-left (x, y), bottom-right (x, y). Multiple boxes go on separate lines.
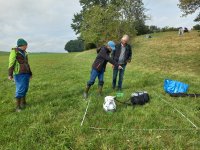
top-left (164, 79), bottom-right (189, 94)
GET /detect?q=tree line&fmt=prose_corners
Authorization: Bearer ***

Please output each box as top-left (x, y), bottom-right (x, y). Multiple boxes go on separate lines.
top-left (65, 0), bottom-right (200, 52)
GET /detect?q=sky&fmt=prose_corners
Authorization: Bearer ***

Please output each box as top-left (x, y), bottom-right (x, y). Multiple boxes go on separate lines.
top-left (143, 0), bottom-right (198, 28)
top-left (0, 0), bottom-right (199, 53)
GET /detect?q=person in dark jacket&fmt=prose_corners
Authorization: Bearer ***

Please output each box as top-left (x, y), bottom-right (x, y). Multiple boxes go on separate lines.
top-left (8, 38), bottom-right (32, 112)
top-left (112, 35), bottom-right (132, 91)
top-left (83, 41), bottom-right (123, 99)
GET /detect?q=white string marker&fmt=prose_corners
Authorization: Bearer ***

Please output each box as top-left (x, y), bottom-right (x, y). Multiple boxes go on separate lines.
top-left (154, 92), bottom-right (198, 129)
top-left (81, 97), bottom-right (91, 126)
top-left (89, 127), bottom-right (199, 131)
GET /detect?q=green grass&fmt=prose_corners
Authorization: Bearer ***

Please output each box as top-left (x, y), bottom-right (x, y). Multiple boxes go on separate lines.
top-left (0, 31), bottom-right (199, 149)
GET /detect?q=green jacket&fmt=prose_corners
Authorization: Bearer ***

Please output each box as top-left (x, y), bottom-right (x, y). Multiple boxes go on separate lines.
top-left (8, 48), bottom-right (32, 77)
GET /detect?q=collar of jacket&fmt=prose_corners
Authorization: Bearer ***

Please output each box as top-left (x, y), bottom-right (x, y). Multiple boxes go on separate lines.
top-left (17, 47), bottom-right (27, 58)
top-left (102, 46), bottom-right (111, 53)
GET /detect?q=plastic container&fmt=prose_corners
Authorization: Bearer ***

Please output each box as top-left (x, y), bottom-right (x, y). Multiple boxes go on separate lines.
top-left (116, 92), bottom-right (124, 98)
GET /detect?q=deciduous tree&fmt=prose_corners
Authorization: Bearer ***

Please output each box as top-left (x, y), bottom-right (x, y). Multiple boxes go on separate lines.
top-left (178, 0), bottom-right (200, 21)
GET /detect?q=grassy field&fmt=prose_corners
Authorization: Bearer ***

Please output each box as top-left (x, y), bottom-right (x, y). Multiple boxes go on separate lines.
top-left (0, 31), bottom-right (199, 149)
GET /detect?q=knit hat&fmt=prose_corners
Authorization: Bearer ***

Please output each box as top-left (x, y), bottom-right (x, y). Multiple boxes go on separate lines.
top-left (17, 38), bottom-right (28, 46)
top-left (107, 41), bottom-right (115, 51)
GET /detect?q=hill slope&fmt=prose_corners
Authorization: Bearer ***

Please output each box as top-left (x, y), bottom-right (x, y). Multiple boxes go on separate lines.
top-left (0, 31), bottom-right (199, 149)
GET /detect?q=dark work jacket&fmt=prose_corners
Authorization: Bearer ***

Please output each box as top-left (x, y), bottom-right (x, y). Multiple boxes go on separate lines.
top-left (92, 46), bottom-right (118, 71)
top-left (112, 43), bottom-right (132, 64)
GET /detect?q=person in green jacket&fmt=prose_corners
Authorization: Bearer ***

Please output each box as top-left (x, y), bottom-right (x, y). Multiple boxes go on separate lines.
top-left (8, 38), bottom-right (32, 112)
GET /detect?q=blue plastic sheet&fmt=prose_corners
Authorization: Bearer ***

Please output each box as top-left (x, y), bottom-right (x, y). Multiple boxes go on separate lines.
top-left (164, 79), bottom-right (189, 94)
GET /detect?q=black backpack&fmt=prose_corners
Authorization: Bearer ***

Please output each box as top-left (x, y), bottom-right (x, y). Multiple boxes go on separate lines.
top-left (115, 91), bottom-right (150, 106)
top-left (130, 91), bottom-right (150, 105)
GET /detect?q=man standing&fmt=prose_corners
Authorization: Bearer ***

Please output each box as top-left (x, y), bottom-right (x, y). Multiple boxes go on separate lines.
top-left (83, 41), bottom-right (123, 99)
top-left (8, 38), bottom-right (32, 112)
top-left (112, 35), bottom-right (132, 91)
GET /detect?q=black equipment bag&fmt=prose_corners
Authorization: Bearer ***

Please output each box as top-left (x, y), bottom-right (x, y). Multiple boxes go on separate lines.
top-left (130, 91), bottom-right (150, 105)
top-left (115, 91), bottom-right (150, 106)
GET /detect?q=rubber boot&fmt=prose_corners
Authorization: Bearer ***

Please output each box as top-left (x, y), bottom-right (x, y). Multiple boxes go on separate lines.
top-left (16, 99), bottom-right (21, 112)
top-left (98, 86), bottom-right (103, 96)
top-left (83, 86), bottom-right (90, 99)
top-left (20, 97), bottom-right (26, 109)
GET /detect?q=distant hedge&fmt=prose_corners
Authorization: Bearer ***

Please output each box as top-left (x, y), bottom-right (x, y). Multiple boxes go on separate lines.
top-left (64, 40), bottom-right (84, 52)
top-left (193, 24), bottom-right (200, 30)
